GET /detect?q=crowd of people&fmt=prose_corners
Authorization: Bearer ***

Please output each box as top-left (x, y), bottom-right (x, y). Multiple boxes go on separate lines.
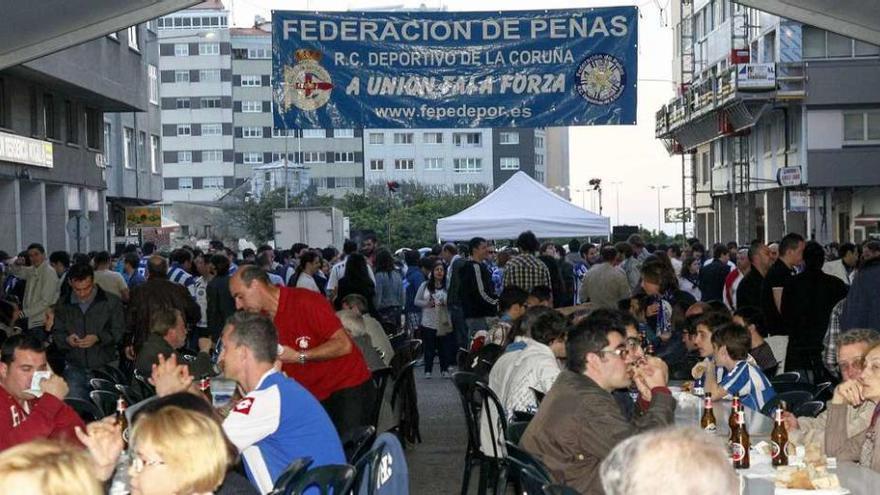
top-left (0, 230), bottom-right (878, 494)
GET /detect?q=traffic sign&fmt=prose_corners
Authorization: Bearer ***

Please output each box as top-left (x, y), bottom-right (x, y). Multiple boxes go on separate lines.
top-left (66, 215), bottom-right (90, 240)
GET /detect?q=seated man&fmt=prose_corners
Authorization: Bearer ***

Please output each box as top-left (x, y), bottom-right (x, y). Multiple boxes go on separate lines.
top-left (135, 308), bottom-right (214, 380)
top-left (337, 294), bottom-right (394, 370)
top-left (526, 285), bottom-right (553, 309)
top-left (733, 306), bottom-right (778, 375)
top-left (783, 328), bottom-right (880, 450)
top-left (0, 335), bottom-right (84, 450)
top-left (690, 312), bottom-right (733, 391)
top-left (520, 309), bottom-right (675, 494)
top-left (484, 286), bottom-right (528, 346)
top-left (704, 323), bottom-right (776, 412)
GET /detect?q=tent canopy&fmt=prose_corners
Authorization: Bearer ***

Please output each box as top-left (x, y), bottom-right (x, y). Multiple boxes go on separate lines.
top-left (436, 172), bottom-right (610, 241)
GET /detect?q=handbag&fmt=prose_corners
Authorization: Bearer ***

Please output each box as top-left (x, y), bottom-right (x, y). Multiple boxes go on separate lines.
top-left (436, 305), bottom-right (453, 336)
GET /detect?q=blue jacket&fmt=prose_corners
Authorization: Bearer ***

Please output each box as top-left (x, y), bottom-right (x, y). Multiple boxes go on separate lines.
top-left (841, 258), bottom-right (880, 332)
top-left (404, 267), bottom-right (425, 314)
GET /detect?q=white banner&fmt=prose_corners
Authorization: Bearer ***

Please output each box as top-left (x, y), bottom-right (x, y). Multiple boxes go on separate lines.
top-left (736, 63), bottom-right (776, 90)
top-left (0, 131), bottom-right (53, 168)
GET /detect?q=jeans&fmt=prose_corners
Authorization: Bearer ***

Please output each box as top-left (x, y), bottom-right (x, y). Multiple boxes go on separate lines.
top-left (63, 364), bottom-right (95, 402)
top-left (421, 326), bottom-right (456, 374)
top-left (448, 304), bottom-right (469, 350)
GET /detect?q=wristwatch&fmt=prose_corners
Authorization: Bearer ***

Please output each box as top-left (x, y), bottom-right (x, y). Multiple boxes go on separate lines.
top-left (297, 351), bottom-right (308, 364)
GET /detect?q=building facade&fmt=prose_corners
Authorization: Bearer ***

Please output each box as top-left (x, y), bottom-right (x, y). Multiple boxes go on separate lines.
top-left (544, 127), bottom-right (571, 200)
top-left (0, 24), bottom-right (152, 255)
top-left (657, 0), bottom-right (880, 245)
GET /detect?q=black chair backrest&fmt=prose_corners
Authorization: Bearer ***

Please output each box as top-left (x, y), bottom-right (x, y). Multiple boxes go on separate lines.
top-left (773, 382), bottom-right (815, 395)
top-left (352, 441), bottom-right (389, 495)
top-left (99, 365), bottom-right (129, 385)
top-left (370, 367), bottom-right (393, 428)
top-left (64, 397), bottom-right (104, 423)
top-left (390, 360), bottom-right (418, 409)
top-left (342, 425), bottom-right (377, 464)
top-left (89, 390), bottom-right (118, 417)
top-left (89, 378), bottom-right (117, 392)
top-left (508, 459), bottom-right (550, 495)
top-left (390, 359), bottom-right (421, 445)
top-left (474, 381), bottom-right (509, 458)
top-left (452, 372), bottom-right (484, 455)
top-left (762, 390), bottom-right (814, 416)
top-left (505, 441), bottom-right (552, 483)
top-left (284, 464), bottom-right (356, 495)
top-left (268, 457), bottom-right (313, 495)
top-left (131, 373), bottom-right (156, 400)
top-left (794, 400), bottom-right (825, 418)
top-left (813, 382), bottom-right (833, 402)
top-left (115, 383), bottom-right (140, 405)
top-left (91, 368), bottom-right (119, 384)
top-left (771, 372), bottom-right (802, 384)
top-left (507, 421), bottom-right (530, 446)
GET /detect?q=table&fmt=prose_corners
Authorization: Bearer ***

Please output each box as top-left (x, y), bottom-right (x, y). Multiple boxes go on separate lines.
top-left (671, 388), bottom-right (880, 494)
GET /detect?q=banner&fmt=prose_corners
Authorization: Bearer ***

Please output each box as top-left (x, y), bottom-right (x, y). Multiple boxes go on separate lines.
top-left (272, 8), bottom-right (638, 129)
top-left (125, 207), bottom-right (162, 229)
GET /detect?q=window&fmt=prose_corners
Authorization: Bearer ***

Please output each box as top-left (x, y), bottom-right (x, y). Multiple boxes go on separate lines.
top-left (65, 100), bottom-right (78, 144)
top-left (395, 159), bottom-right (414, 170)
top-left (179, 177), bottom-right (193, 190)
top-left (85, 108), bottom-right (100, 149)
top-left (247, 48), bottom-right (271, 59)
top-left (334, 128), bottom-right (354, 138)
top-left (123, 127), bottom-right (133, 168)
top-left (453, 157), bottom-right (482, 173)
top-left (302, 129), bottom-right (326, 138)
top-left (843, 111), bottom-right (880, 143)
top-left (201, 123), bottom-right (222, 136)
top-left (201, 97), bottom-right (221, 109)
top-left (303, 151), bottom-right (325, 163)
top-left (335, 152), bottom-right (354, 163)
top-left (423, 132), bottom-right (443, 144)
top-left (199, 43), bottom-right (220, 55)
top-left (242, 101), bottom-right (262, 113)
top-left (103, 122), bottom-right (111, 166)
top-left (535, 171), bottom-right (545, 182)
top-left (393, 132), bottom-right (414, 144)
top-left (203, 176), bottom-right (224, 189)
top-left (199, 69), bottom-right (221, 82)
top-left (176, 98), bottom-right (191, 109)
top-left (499, 157), bottom-right (520, 170)
top-left (178, 151), bottom-right (192, 163)
top-left (0, 79), bottom-right (5, 128)
top-left (272, 153), bottom-right (294, 162)
top-left (336, 177), bottom-right (357, 188)
top-left (804, 26), bottom-right (880, 58)
top-left (44, 94), bottom-right (58, 139)
top-left (454, 183), bottom-right (480, 194)
top-left (535, 153), bottom-right (544, 166)
top-left (203, 150), bottom-right (223, 162)
top-left (243, 152), bottom-right (263, 164)
top-left (174, 44), bottom-right (189, 56)
top-left (137, 132), bottom-right (146, 169)
top-left (535, 136), bottom-right (545, 148)
top-left (242, 126), bottom-right (262, 138)
top-left (370, 159), bottom-right (384, 171)
top-left (762, 122), bottom-right (772, 154)
top-left (174, 70), bottom-right (189, 83)
top-left (241, 75), bottom-right (262, 87)
top-left (453, 132), bottom-right (482, 147)
top-left (148, 65), bottom-right (158, 104)
top-left (177, 124), bottom-right (191, 136)
top-left (272, 129), bottom-right (295, 138)
top-left (424, 158), bottom-right (443, 170)
top-left (127, 25), bottom-right (139, 50)
top-left (368, 133), bottom-right (384, 144)
top-left (499, 132), bottom-right (519, 144)
top-left (150, 135), bottom-right (160, 173)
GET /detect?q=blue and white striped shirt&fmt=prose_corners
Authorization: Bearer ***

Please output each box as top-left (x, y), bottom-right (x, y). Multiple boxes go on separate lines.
top-left (719, 359), bottom-right (776, 412)
top-left (168, 263), bottom-right (196, 296)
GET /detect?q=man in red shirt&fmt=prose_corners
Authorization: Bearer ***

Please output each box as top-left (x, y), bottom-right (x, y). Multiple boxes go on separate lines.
top-left (0, 335), bottom-right (84, 451)
top-left (230, 265), bottom-right (374, 437)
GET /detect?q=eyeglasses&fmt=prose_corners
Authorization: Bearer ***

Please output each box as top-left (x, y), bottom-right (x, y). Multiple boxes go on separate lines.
top-left (839, 358), bottom-right (865, 374)
top-left (131, 454), bottom-right (166, 473)
top-left (625, 337), bottom-right (642, 350)
top-left (599, 346), bottom-right (628, 359)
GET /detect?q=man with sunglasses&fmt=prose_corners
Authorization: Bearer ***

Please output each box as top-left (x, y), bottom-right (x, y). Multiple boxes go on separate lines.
top-left (520, 310), bottom-right (675, 495)
top-left (783, 328), bottom-right (880, 450)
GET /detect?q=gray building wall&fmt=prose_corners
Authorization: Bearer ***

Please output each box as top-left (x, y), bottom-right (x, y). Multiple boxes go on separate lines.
top-left (492, 128), bottom-right (536, 187)
top-left (805, 59), bottom-right (880, 107)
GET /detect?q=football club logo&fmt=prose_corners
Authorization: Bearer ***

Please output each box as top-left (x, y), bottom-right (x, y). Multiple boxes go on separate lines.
top-left (282, 49), bottom-right (334, 111)
top-left (234, 397), bottom-right (255, 415)
top-left (575, 53), bottom-right (626, 105)
top-left (296, 336), bottom-right (311, 350)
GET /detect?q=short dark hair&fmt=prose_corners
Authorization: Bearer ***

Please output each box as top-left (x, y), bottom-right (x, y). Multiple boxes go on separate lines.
top-left (747, 240), bottom-right (764, 264)
top-left (342, 240), bottom-right (358, 256)
top-left (142, 242), bottom-right (156, 255)
top-left (150, 308), bottom-right (182, 337)
top-left (839, 242), bottom-right (858, 259)
top-left (803, 241), bottom-right (826, 271)
top-left (93, 251), bottom-right (111, 266)
top-left (524, 307), bottom-right (568, 346)
top-left (147, 255), bottom-right (168, 279)
top-left (780, 233), bottom-right (805, 256)
top-left (419, 256), bottom-right (434, 272)
top-left (568, 239), bottom-right (581, 253)
top-left (209, 254), bottom-right (230, 277)
top-left (362, 233), bottom-right (378, 243)
top-left (236, 264), bottom-right (270, 287)
top-left (565, 309), bottom-right (627, 373)
top-left (170, 248), bottom-right (193, 265)
top-left (242, 248), bottom-right (255, 259)
top-left (123, 253), bottom-right (140, 270)
top-left (1, 334), bottom-right (45, 364)
top-left (580, 243), bottom-right (595, 257)
top-left (469, 237), bottom-right (487, 253)
top-left (692, 242), bottom-right (705, 254)
top-left (49, 251), bottom-right (70, 268)
top-left (321, 246), bottom-right (338, 262)
top-left (693, 311), bottom-right (732, 334)
top-left (711, 323), bottom-right (751, 360)
top-left (499, 286), bottom-right (529, 313)
top-left (529, 285), bottom-right (552, 303)
top-left (404, 249), bottom-right (420, 266)
top-left (516, 231), bottom-right (540, 253)
top-left (26, 243), bottom-right (45, 254)
top-left (601, 246), bottom-right (619, 263)
top-left (627, 234), bottom-right (644, 248)
top-left (667, 244), bottom-right (682, 257)
top-left (734, 306), bottom-right (766, 338)
top-left (67, 263), bottom-right (94, 283)
top-left (225, 312), bottom-right (278, 363)
top-left (713, 243), bottom-right (728, 260)
top-left (290, 243), bottom-right (309, 255)
top-left (615, 241), bottom-right (633, 259)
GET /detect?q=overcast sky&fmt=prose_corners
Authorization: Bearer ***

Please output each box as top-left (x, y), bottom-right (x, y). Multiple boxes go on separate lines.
top-left (229, 0), bottom-right (684, 235)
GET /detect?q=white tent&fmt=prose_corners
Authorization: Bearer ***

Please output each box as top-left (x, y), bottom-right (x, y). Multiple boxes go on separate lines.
top-left (436, 172), bottom-right (611, 241)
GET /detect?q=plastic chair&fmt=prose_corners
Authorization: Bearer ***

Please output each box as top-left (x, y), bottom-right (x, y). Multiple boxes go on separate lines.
top-left (390, 360), bottom-right (421, 445)
top-left (89, 390), bottom-right (119, 417)
top-left (452, 372), bottom-right (508, 495)
top-left (64, 397), bottom-right (104, 422)
top-left (353, 440), bottom-right (386, 495)
top-left (771, 372), bottom-right (802, 384)
top-left (342, 425), bottom-right (377, 464)
top-left (91, 367), bottom-right (119, 384)
top-left (475, 381), bottom-right (510, 494)
top-left (505, 442), bottom-right (552, 484)
top-left (268, 457), bottom-right (313, 495)
top-left (506, 421), bottom-right (530, 446)
top-left (794, 400), bottom-right (825, 418)
top-left (131, 373), bottom-right (156, 400)
top-left (98, 364), bottom-right (129, 385)
top-left (370, 367), bottom-right (393, 429)
top-left (115, 383), bottom-right (140, 405)
top-left (773, 381), bottom-right (815, 395)
top-left (89, 377), bottom-right (118, 393)
top-left (283, 464), bottom-right (356, 495)
top-left (761, 390), bottom-right (814, 416)
top-left (507, 459), bottom-right (550, 495)
top-left (813, 381), bottom-right (833, 402)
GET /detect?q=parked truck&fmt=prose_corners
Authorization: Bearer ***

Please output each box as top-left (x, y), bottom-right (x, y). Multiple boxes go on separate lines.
top-left (273, 207), bottom-right (346, 249)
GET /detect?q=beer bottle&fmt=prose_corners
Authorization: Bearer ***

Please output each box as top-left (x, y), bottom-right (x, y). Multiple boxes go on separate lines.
top-left (115, 395), bottom-right (129, 449)
top-left (199, 376), bottom-right (212, 403)
top-left (728, 395), bottom-right (741, 441)
top-left (701, 396), bottom-right (717, 432)
top-left (771, 404), bottom-right (789, 466)
top-left (732, 409), bottom-right (750, 469)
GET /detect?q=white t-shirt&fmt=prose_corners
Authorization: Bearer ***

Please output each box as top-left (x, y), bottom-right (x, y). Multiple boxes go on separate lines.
top-left (94, 269), bottom-right (128, 298)
top-left (326, 258), bottom-right (375, 291)
top-left (295, 273), bottom-right (321, 293)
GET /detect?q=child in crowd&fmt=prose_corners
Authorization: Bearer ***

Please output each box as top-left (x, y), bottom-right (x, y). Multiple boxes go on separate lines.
top-left (704, 322), bottom-right (777, 412)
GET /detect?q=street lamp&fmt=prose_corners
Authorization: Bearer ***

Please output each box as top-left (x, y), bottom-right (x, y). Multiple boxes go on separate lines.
top-left (648, 185), bottom-right (670, 235)
top-left (588, 178), bottom-right (603, 215)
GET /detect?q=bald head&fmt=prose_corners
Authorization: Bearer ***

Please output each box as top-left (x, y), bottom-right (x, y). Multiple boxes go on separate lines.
top-left (147, 255), bottom-right (168, 279)
top-left (230, 265), bottom-right (277, 315)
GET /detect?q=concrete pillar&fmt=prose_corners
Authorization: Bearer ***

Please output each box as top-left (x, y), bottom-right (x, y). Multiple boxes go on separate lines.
top-left (20, 181), bottom-right (47, 248)
top-left (0, 180), bottom-right (21, 254)
top-left (45, 185), bottom-right (68, 253)
top-left (88, 189), bottom-right (106, 251)
top-left (766, 189), bottom-right (786, 242)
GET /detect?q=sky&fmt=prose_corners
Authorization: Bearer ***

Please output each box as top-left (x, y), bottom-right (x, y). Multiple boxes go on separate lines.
top-left (228, 0), bottom-right (684, 235)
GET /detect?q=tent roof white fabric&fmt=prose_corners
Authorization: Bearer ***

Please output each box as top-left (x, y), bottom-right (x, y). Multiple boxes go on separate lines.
top-left (436, 171), bottom-right (610, 241)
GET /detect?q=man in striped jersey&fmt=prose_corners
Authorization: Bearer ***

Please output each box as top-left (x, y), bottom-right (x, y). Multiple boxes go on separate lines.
top-left (168, 248), bottom-right (197, 297)
top-left (704, 322), bottom-right (777, 412)
top-left (136, 242), bottom-right (156, 278)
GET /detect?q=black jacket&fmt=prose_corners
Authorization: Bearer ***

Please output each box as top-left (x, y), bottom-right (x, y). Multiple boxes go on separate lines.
top-left (135, 333), bottom-right (214, 379)
top-left (841, 258), bottom-right (880, 332)
top-left (699, 259), bottom-right (730, 302)
top-left (781, 270), bottom-right (848, 370)
top-left (459, 260), bottom-right (498, 319)
top-left (127, 278), bottom-right (200, 352)
top-left (52, 287), bottom-right (125, 370)
top-left (207, 275), bottom-right (236, 339)
top-left (736, 269), bottom-right (764, 310)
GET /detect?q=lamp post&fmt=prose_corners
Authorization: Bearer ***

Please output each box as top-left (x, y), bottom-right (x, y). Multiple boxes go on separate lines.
top-left (648, 185), bottom-right (671, 235)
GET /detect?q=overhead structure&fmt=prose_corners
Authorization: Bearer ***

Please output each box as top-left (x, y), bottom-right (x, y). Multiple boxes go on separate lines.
top-left (0, 0), bottom-right (201, 70)
top-left (436, 172), bottom-right (610, 241)
top-left (734, 0), bottom-right (880, 45)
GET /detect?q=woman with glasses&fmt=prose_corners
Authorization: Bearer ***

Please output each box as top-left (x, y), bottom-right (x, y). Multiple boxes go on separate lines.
top-left (826, 342), bottom-right (880, 471)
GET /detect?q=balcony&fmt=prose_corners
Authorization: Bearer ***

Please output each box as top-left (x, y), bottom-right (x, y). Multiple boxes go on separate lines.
top-left (656, 62), bottom-right (805, 152)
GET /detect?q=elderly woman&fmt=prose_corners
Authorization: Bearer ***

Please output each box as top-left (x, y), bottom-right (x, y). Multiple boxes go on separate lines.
top-left (0, 440), bottom-right (102, 495)
top-left (826, 342), bottom-right (880, 471)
